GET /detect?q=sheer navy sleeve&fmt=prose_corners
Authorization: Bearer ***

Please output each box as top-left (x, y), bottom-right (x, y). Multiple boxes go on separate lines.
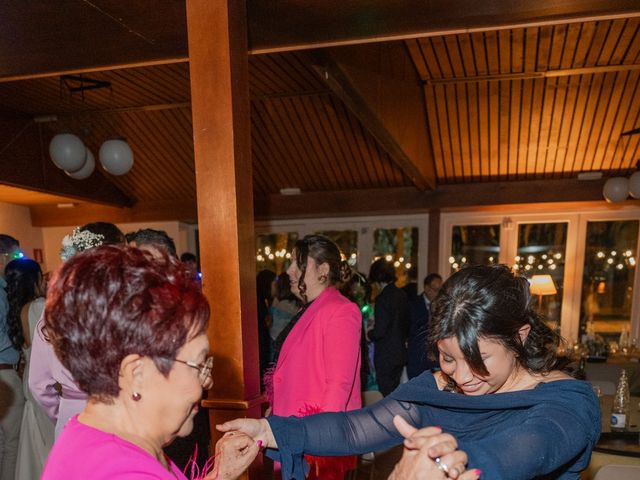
top-left (265, 374), bottom-right (600, 480)
top-left (266, 396), bottom-right (423, 479)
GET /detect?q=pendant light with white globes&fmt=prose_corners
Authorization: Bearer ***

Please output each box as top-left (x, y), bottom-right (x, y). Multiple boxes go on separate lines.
top-left (49, 133), bottom-right (134, 179)
top-left (99, 138), bottom-right (134, 175)
top-left (65, 148), bottom-right (95, 180)
top-left (602, 161), bottom-right (640, 203)
top-left (49, 133), bottom-right (86, 172)
top-left (603, 177), bottom-right (629, 203)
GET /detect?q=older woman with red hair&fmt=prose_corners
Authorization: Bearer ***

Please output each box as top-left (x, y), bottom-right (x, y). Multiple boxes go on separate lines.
top-left (41, 245), bottom-right (259, 480)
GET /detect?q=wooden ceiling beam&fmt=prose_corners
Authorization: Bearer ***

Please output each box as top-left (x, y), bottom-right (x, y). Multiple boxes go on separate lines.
top-left (2, 2), bottom-right (639, 82)
top-left (248, 0), bottom-right (640, 54)
top-left (254, 178), bottom-right (612, 219)
top-left (30, 199), bottom-right (196, 227)
top-left (425, 64), bottom-right (640, 85)
top-left (0, 120), bottom-right (134, 208)
top-left (310, 46), bottom-right (436, 190)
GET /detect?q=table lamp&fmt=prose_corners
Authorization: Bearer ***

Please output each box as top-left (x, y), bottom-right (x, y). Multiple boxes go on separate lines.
top-left (529, 274), bottom-right (557, 310)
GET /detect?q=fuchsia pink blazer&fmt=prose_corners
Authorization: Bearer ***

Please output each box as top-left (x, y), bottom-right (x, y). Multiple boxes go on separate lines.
top-left (272, 287), bottom-right (362, 417)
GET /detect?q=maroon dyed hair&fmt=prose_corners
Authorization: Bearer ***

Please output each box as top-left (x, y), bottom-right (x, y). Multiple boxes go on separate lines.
top-left (45, 244), bottom-right (209, 399)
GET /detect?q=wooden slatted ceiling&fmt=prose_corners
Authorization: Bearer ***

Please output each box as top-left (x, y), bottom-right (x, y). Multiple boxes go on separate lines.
top-left (406, 19), bottom-right (640, 183)
top-left (0, 53), bottom-right (412, 203)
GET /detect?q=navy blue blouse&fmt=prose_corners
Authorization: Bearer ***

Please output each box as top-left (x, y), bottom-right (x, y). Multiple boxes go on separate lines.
top-left (266, 373), bottom-right (600, 479)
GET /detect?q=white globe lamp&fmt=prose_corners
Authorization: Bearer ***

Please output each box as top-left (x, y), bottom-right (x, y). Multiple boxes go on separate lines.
top-left (66, 148), bottom-right (95, 180)
top-left (628, 171), bottom-right (640, 199)
top-left (99, 139), bottom-right (134, 175)
top-left (603, 177), bottom-right (629, 203)
top-left (49, 133), bottom-right (86, 171)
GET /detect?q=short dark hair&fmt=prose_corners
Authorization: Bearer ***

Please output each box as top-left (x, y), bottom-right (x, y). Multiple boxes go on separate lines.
top-left (274, 272), bottom-right (297, 302)
top-left (129, 229), bottom-right (177, 258)
top-left (0, 234), bottom-right (19, 255)
top-left (293, 235), bottom-right (351, 302)
top-left (45, 245), bottom-right (209, 400)
top-left (79, 222), bottom-right (125, 246)
top-left (423, 273), bottom-right (442, 286)
top-left (429, 264), bottom-right (561, 378)
top-left (368, 258), bottom-right (396, 284)
top-left (180, 252), bottom-right (197, 263)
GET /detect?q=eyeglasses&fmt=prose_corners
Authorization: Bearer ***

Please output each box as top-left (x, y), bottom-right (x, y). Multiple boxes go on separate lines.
top-left (173, 356), bottom-right (214, 387)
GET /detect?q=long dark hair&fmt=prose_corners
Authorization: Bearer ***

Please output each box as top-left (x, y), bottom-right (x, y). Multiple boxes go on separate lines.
top-left (429, 264), bottom-right (561, 379)
top-left (292, 234), bottom-right (351, 303)
top-left (4, 258), bottom-right (42, 350)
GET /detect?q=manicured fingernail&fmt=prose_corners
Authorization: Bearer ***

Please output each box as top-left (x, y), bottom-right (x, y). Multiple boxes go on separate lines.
top-left (474, 469), bottom-right (482, 477)
top-left (257, 440), bottom-right (263, 448)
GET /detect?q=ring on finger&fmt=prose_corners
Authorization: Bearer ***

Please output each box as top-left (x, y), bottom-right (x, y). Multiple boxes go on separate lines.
top-left (435, 457), bottom-right (450, 475)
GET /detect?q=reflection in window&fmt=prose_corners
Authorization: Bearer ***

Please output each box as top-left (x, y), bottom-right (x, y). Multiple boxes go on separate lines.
top-left (316, 230), bottom-right (359, 268)
top-left (515, 223), bottom-right (567, 330)
top-left (580, 220), bottom-right (639, 342)
top-left (372, 227), bottom-right (418, 288)
top-left (450, 225), bottom-right (500, 273)
top-left (256, 232), bottom-right (298, 274)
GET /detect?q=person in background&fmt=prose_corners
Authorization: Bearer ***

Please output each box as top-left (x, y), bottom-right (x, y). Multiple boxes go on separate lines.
top-left (256, 269), bottom-right (276, 385)
top-left (4, 259), bottom-right (53, 480)
top-left (41, 245), bottom-right (258, 479)
top-left (338, 271), bottom-right (375, 391)
top-left (268, 273), bottom-right (300, 361)
top-left (220, 265), bottom-right (600, 480)
top-left (267, 235), bottom-right (361, 479)
top-left (127, 228), bottom-right (177, 259)
top-left (181, 252), bottom-right (199, 280)
top-left (407, 273), bottom-right (443, 379)
top-left (368, 258), bottom-right (410, 396)
top-left (401, 265), bottom-right (419, 300)
top-left (29, 222), bottom-right (126, 438)
top-left (0, 234), bottom-right (24, 480)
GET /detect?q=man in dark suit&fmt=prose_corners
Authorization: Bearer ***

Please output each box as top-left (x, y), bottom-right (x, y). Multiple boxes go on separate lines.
top-left (368, 259), bottom-right (410, 396)
top-left (407, 273), bottom-right (442, 379)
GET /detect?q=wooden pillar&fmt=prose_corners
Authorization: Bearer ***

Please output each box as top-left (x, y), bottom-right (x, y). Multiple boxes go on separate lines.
top-left (428, 208), bottom-right (441, 275)
top-left (186, 1), bottom-right (263, 476)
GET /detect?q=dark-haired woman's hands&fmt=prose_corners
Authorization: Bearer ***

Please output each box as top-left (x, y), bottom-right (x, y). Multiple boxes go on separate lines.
top-left (217, 418), bottom-right (277, 449)
top-left (389, 416), bottom-right (480, 480)
top-left (206, 431), bottom-right (260, 480)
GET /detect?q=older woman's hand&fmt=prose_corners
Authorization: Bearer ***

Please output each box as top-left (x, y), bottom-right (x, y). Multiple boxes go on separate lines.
top-left (217, 418), bottom-right (277, 449)
top-left (389, 416), bottom-right (480, 480)
top-left (205, 432), bottom-right (260, 480)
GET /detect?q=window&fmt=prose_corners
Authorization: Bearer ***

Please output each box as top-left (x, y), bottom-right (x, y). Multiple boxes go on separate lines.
top-left (256, 232), bottom-right (298, 274)
top-left (372, 227), bottom-right (419, 287)
top-left (579, 220), bottom-right (639, 342)
top-left (516, 222), bottom-right (568, 330)
top-left (449, 225), bottom-right (500, 273)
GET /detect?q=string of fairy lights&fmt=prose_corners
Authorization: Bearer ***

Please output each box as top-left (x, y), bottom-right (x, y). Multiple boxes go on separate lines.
top-left (255, 248), bottom-right (415, 269)
top-left (449, 249), bottom-right (636, 274)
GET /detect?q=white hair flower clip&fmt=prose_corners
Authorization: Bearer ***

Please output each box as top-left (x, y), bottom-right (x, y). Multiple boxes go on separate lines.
top-left (60, 227), bottom-right (105, 261)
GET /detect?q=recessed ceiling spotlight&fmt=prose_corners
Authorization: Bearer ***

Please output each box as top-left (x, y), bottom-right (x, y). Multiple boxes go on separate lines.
top-left (280, 187), bottom-right (301, 195)
top-left (577, 171), bottom-right (603, 181)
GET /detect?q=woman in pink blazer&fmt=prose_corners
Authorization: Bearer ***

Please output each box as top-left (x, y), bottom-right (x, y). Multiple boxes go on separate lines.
top-left (269, 234), bottom-right (361, 479)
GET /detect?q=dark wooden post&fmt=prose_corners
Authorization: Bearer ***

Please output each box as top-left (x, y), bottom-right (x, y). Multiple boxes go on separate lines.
top-left (186, 1), bottom-right (263, 477)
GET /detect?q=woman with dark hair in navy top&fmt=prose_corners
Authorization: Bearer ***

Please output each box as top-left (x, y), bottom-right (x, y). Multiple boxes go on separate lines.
top-left (220, 265), bottom-right (600, 480)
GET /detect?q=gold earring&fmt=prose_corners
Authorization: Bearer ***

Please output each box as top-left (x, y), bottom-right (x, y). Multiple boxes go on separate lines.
top-left (318, 274), bottom-right (328, 283)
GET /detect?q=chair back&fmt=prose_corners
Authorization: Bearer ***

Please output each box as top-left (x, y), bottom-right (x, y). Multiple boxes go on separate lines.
top-left (593, 464), bottom-right (640, 480)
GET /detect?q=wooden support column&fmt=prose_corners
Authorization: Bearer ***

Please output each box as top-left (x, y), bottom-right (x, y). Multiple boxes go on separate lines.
top-left (186, 1), bottom-right (262, 475)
